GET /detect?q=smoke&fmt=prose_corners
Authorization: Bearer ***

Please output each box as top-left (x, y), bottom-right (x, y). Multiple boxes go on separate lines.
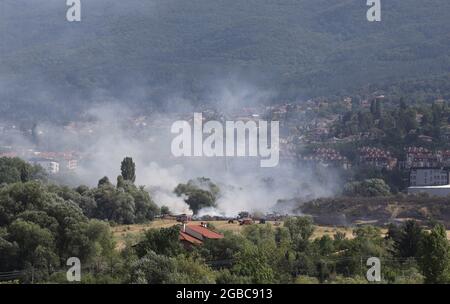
top-left (1, 80), bottom-right (343, 217)
top-left (197, 162), bottom-right (340, 217)
top-left (138, 162), bottom-right (192, 214)
top-left (68, 96), bottom-right (340, 217)
top-left (206, 76), bottom-right (276, 114)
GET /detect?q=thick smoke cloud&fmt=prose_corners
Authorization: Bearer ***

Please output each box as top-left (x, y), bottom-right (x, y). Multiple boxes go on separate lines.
top-left (5, 100), bottom-right (340, 217)
top-left (1, 77), bottom-right (342, 216)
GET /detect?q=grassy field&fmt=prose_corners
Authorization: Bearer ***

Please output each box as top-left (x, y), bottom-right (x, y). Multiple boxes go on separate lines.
top-left (112, 219), bottom-right (450, 250)
top-left (112, 219), bottom-right (368, 250)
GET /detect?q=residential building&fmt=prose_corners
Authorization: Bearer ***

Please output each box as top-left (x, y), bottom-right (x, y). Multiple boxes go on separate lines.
top-left (60, 159), bottom-right (78, 171)
top-left (30, 158), bottom-right (60, 174)
top-left (409, 167), bottom-right (449, 186)
top-left (358, 147), bottom-right (397, 170)
top-left (404, 147), bottom-right (440, 169)
top-left (301, 148), bottom-right (350, 169)
top-left (179, 223), bottom-right (224, 248)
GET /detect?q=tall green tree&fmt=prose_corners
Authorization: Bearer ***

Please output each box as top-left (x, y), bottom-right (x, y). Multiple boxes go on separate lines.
top-left (284, 216), bottom-right (314, 251)
top-left (121, 157), bottom-right (136, 183)
top-left (419, 224), bottom-right (450, 284)
top-left (232, 243), bottom-right (275, 284)
top-left (395, 220), bottom-right (423, 259)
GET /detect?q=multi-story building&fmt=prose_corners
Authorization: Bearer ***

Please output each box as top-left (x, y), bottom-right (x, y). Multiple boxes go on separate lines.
top-left (301, 148), bottom-right (351, 169)
top-left (409, 167), bottom-right (449, 186)
top-left (30, 158), bottom-right (60, 174)
top-left (60, 158), bottom-right (78, 171)
top-left (403, 147), bottom-right (440, 169)
top-left (358, 147), bottom-right (397, 170)
top-left (439, 150), bottom-right (450, 166)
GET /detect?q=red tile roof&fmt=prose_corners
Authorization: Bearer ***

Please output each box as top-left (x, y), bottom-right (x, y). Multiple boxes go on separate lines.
top-left (179, 231), bottom-right (203, 245)
top-left (186, 225), bottom-right (224, 239)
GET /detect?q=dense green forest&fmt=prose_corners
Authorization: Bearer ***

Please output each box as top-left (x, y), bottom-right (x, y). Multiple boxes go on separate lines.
top-left (2, 0), bottom-right (450, 120)
top-left (1, 157), bottom-right (450, 284)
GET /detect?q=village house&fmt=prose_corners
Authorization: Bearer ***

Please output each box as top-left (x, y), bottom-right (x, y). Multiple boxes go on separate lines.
top-left (179, 223), bottom-right (224, 248)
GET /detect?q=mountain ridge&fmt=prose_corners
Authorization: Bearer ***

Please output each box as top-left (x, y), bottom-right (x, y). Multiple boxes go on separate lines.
top-left (1, 0), bottom-right (450, 120)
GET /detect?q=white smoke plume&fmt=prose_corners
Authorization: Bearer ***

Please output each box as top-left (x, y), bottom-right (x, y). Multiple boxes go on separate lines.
top-left (1, 83), bottom-right (342, 217)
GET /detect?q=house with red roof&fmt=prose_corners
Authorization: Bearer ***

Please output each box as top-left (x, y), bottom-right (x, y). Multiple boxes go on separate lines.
top-left (179, 223), bottom-right (224, 248)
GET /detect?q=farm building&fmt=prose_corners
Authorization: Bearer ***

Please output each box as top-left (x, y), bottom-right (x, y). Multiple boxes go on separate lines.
top-left (179, 223), bottom-right (224, 248)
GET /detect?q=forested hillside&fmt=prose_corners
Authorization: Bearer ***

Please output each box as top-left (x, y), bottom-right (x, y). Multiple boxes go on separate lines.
top-left (1, 0), bottom-right (450, 120)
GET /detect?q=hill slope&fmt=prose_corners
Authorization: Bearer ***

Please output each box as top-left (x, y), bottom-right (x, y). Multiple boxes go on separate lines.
top-left (1, 0), bottom-right (450, 119)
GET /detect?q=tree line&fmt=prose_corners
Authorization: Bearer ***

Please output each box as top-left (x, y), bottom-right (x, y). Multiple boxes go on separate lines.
top-left (1, 157), bottom-right (450, 284)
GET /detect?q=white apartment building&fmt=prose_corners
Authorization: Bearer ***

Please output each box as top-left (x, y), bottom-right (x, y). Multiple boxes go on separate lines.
top-left (30, 158), bottom-right (60, 174)
top-left (409, 167), bottom-right (449, 187)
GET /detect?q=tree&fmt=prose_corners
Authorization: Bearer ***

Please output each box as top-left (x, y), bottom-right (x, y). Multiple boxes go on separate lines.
top-left (7, 219), bottom-right (58, 270)
top-left (419, 224), bottom-right (450, 284)
top-left (174, 178), bottom-right (219, 214)
top-left (93, 185), bottom-right (136, 224)
top-left (232, 243), bottom-right (275, 284)
top-left (242, 224), bottom-right (276, 246)
top-left (315, 235), bottom-right (334, 255)
top-left (160, 206), bottom-right (170, 216)
top-left (98, 176), bottom-right (111, 187)
top-left (129, 251), bottom-right (177, 284)
top-left (130, 252), bottom-right (215, 284)
top-left (215, 269), bottom-right (252, 284)
top-left (116, 175), bottom-right (125, 188)
top-left (134, 226), bottom-right (182, 258)
top-left (344, 178), bottom-right (391, 197)
top-left (335, 226), bottom-right (386, 277)
top-left (0, 179), bottom-right (119, 282)
top-left (120, 157), bottom-right (136, 183)
top-left (284, 217), bottom-right (315, 251)
top-left (202, 232), bottom-right (247, 261)
top-left (386, 223), bottom-right (402, 242)
top-left (129, 186), bottom-right (159, 222)
top-left (0, 157), bottom-right (46, 184)
top-left (395, 220), bottom-right (423, 259)
top-left (83, 220), bottom-right (116, 267)
top-left (50, 185), bottom-right (97, 218)
top-left (0, 228), bottom-right (19, 271)
top-left (167, 256), bottom-right (216, 284)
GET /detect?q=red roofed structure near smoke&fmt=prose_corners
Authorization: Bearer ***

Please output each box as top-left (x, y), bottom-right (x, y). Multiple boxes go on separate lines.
top-left (179, 231), bottom-right (203, 245)
top-left (179, 223), bottom-right (224, 248)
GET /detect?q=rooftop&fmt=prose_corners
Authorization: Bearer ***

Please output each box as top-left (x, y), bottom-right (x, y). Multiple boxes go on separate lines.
top-left (185, 224), bottom-right (224, 240)
top-left (179, 231), bottom-right (203, 245)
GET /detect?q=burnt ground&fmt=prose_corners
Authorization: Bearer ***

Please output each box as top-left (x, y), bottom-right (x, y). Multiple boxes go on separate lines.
top-left (296, 194), bottom-right (450, 228)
